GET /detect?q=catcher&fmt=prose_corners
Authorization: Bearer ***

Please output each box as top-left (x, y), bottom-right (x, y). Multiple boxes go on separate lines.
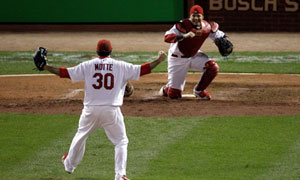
top-left (159, 5), bottom-right (233, 100)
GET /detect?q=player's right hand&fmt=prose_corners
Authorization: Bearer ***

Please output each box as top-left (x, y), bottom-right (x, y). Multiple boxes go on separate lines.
top-left (183, 31), bottom-right (195, 39)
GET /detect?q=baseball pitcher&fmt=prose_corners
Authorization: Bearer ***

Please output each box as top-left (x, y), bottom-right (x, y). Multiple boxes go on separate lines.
top-left (160, 5), bottom-right (233, 100)
top-left (33, 39), bottom-right (167, 180)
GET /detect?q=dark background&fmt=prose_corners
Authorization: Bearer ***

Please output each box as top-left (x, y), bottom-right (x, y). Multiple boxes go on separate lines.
top-left (195, 0), bottom-right (300, 32)
top-left (0, 0), bottom-right (299, 32)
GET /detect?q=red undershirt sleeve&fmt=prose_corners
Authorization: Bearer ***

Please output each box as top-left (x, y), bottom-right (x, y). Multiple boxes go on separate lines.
top-left (59, 67), bottom-right (70, 79)
top-left (140, 63), bottom-right (151, 76)
top-left (164, 34), bottom-right (178, 43)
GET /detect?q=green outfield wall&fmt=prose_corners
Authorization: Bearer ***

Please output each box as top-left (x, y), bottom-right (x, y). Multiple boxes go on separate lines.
top-left (0, 0), bottom-right (184, 23)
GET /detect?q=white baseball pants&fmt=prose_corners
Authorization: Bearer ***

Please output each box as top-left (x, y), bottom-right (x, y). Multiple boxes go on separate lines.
top-left (167, 51), bottom-right (211, 90)
top-left (63, 105), bottom-right (128, 178)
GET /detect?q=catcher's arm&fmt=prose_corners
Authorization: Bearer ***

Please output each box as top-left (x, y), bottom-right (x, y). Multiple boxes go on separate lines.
top-left (207, 24), bottom-right (233, 57)
top-left (165, 32), bottom-right (195, 43)
top-left (164, 22), bottom-right (196, 43)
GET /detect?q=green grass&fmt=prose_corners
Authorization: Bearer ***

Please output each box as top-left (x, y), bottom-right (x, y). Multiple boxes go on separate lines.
top-left (0, 114), bottom-right (78, 179)
top-left (0, 51), bottom-right (300, 75)
top-left (1, 113), bottom-right (300, 180)
top-left (218, 61), bottom-right (300, 74)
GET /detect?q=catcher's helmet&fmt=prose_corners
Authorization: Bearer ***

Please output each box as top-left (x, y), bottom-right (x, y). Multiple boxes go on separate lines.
top-left (190, 5), bottom-right (204, 15)
top-left (97, 39), bottom-right (112, 56)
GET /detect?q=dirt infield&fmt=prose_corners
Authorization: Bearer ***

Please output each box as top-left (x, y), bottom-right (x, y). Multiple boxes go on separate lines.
top-left (0, 32), bottom-right (300, 117)
top-left (1, 73), bottom-right (299, 117)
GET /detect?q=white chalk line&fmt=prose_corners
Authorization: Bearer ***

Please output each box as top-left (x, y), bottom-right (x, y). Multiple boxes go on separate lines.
top-left (182, 94), bottom-right (195, 98)
top-left (156, 72), bottom-right (300, 76)
top-left (60, 89), bottom-right (195, 100)
top-left (1, 73), bottom-right (300, 78)
top-left (0, 74), bottom-right (55, 77)
top-left (61, 89), bottom-right (84, 99)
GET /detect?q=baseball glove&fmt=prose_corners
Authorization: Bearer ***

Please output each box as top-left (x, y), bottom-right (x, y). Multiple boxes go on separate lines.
top-left (214, 37), bottom-right (233, 57)
top-left (124, 81), bottom-right (134, 97)
top-left (33, 47), bottom-right (48, 71)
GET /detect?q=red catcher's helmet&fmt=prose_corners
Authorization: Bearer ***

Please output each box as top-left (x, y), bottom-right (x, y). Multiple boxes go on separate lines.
top-left (190, 5), bottom-right (204, 15)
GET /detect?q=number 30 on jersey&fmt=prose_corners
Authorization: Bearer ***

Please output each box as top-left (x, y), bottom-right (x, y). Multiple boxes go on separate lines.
top-left (92, 73), bottom-right (114, 90)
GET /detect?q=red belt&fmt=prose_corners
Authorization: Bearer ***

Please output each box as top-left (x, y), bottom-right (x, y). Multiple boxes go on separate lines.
top-left (171, 54), bottom-right (191, 58)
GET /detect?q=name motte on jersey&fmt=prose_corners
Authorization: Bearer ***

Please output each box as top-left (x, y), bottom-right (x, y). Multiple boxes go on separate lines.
top-left (95, 63), bottom-right (113, 71)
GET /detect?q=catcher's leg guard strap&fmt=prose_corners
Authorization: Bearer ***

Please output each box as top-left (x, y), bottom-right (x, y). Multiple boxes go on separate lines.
top-left (196, 60), bottom-right (219, 91)
top-left (168, 87), bottom-right (182, 99)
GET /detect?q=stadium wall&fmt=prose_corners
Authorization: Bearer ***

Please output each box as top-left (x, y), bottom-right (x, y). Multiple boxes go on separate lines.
top-left (195, 0), bottom-right (300, 32)
top-left (0, 0), bottom-right (299, 32)
top-left (0, 0), bottom-right (184, 32)
top-left (0, 0), bottom-right (184, 23)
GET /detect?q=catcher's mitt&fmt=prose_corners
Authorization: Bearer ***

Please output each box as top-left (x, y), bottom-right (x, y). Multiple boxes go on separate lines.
top-left (124, 81), bottom-right (134, 97)
top-left (214, 37), bottom-right (233, 57)
top-left (33, 47), bottom-right (48, 71)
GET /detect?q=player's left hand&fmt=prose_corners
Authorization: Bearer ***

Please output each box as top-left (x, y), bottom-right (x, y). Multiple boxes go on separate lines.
top-left (214, 37), bottom-right (233, 57)
top-left (33, 47), bottom-right (48, 71)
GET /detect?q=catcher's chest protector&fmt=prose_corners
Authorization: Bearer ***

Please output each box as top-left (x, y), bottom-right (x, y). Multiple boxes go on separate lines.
top-left (176, 19), bottom-right (211, 57)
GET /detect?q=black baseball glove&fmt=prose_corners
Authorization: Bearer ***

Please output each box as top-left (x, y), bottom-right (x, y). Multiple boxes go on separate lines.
top-left (33, 47), bottom-right (48, 71)
top-left (214, 37), bottom-right (233, 57)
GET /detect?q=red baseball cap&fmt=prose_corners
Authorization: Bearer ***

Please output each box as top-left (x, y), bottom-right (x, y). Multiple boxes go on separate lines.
top-left (97, 39), bottom-right (112, 52)
top-left (190, 5), bottom-right (204, 15)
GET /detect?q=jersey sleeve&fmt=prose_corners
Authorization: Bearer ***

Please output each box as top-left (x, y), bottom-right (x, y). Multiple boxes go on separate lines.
top-left (59, 67), bottom-right (70, 78)
top-left (164, 24), bottom-right (185, 43)
top-left (209, 29), bottom-right (226, 41)
top-left (165, 25), bottom-right (180, 35)
top-left (67, 63), bottom-right (85, 82)
top-left (164, 34), bottom-right (178, 43)
top-left (140, 63), bottom-right (151, 76)
top-left (165, 25), bottom-right (180, 41)
top-left (121, 61), bottom-right (141, 81)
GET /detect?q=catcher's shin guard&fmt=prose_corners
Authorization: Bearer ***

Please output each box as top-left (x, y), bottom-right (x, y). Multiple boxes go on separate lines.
top-left (168, 87), bottom-right (182, 99)
top-left (196, 60), bottom-right (219, 91)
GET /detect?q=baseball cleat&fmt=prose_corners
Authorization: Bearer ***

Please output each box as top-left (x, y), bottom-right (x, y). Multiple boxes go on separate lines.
top-left (61, 154), bottom-right (68, 164)
top-left (115, 175), bottom-right (130, 180)
top-left (159, 85), bottom-right (168, 97)
top-left (61, 154), bottom-right (72, 174)
top-left (121, 175), bottom-right (130, 180)
top-left (193, 88), bottom-right (211, 100)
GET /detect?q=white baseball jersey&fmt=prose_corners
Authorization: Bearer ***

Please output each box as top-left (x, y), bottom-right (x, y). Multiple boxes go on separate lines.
top-left (67, 57), bottom-right (141, 106)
